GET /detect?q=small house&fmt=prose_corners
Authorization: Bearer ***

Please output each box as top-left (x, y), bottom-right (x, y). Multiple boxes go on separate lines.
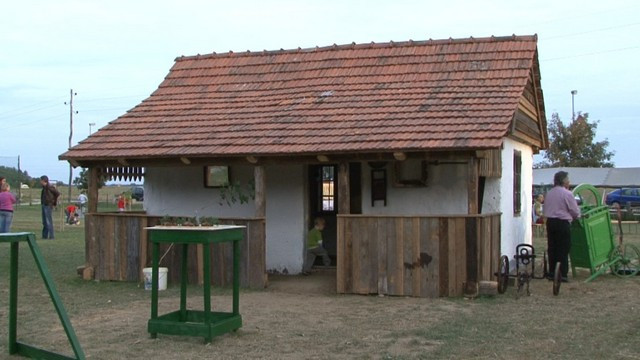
top-left (60, 35), bottom-right (547, 297)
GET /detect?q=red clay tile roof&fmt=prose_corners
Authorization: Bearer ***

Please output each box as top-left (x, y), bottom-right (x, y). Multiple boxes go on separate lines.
top-left (61, 35), bottom-right (544, 161)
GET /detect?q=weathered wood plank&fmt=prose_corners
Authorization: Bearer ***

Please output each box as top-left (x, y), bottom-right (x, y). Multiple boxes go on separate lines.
top-left (465, 217), bottom-right (478, 296)
top-left (411, 217), bottom-right (421, 297)
top-left (455, 218), bottom-right (467, 297)
top-left (438, 218), bottom-right (449, 297)
top-left (403, 217), bottom-right (414, 296)
top-left (337, 217), bottom-right (345, 293)
top-left (423, 218), bottom-right (440, 298)
top-left (344, 216), bottom-right (353, 293)
top-left (394, 217), bottom-right (404, 296)
top-left (377, 217), bottom-right (388, 295)
top-left (384, 218), bottom-right (396, 295)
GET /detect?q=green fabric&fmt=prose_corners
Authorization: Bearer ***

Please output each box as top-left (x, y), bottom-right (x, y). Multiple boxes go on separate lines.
top-left (307, 228), bottom-right (322, 248)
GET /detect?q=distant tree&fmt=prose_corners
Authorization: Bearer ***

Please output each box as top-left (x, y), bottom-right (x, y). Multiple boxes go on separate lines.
top-left (0, 166), bottom-right (37, 188)
top-left (73, 168), bottom-right (105, 190)
top-left (536, 112), bottom-right (614, 168)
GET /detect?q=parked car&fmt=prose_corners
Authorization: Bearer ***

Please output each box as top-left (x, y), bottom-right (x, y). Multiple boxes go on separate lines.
top-left (131, 186), bottom-right (144, 201)
top-left (605, 188), bottom-right (640, 207)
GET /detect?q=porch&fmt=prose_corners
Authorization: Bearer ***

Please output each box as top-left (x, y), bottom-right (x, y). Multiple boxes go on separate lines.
top-left (84, 211), bottom-right (499, 298)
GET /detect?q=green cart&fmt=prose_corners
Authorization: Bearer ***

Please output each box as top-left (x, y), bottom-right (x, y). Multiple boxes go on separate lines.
top-left (570, 184), bottom-right (640, 282)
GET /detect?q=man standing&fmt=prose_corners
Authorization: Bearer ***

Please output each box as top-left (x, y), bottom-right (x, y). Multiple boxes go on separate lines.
top-left (543, 171), bottom-right (581, 282)
top-left (40, 175), bottom-right (60, 239)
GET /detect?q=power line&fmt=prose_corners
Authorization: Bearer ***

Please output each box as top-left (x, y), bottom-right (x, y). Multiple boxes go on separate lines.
top-left (543, 22), bottom-right (640, 40)
top-left (542, 45), bottom-right (640, 61)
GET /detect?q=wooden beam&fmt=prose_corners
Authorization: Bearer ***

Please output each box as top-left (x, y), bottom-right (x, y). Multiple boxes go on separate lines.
top-left (69, 159), bottom-right (80, 168)
top-left (254, 165), bottom-right (266, 218)
top-left (246, 156), bottom-right (258, 164)
top-left (117, 158), bottom-right (129, 166)
top-left (317, 155), bottom-right (329, 163)
top-left (467, 157), bottom-right (478, 215)
top-left (393, 152), bottom-right (407, 161)
top-left (338, 162), bottom-right (350, 214)
top-left (180, 157), bottom-right (191, 165)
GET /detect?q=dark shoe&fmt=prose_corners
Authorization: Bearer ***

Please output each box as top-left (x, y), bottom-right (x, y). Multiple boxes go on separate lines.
top-left (561, 277), bottom-right (569, 283)
top-left (302, 271), bottom-right (310, 276)
top-left (546, 274), bottom-right (554, 281)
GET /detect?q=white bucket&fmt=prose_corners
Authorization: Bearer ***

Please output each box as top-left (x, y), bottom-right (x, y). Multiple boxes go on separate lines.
top-left (143, 267), bottom-right (168, 291)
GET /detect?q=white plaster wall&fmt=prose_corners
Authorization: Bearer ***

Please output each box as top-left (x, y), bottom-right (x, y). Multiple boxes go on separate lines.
top-left (482, 178), bottom-right (501, 213)
top-left (361, 162), bottom-right (468, 215)
top-left (500, 138), bottom-right (534, 258)
top-left (145, 164), bottom-right (307, 274)
top-left (264, 164), bottom-right (306, 274)
top-left (144, 166), bottom-right (255, 218)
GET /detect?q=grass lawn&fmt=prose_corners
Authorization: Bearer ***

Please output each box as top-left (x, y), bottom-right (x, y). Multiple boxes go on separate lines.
top-left (0, 206), bottom-right (639, 359)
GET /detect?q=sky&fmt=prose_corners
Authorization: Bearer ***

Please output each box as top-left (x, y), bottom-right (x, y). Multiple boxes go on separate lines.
top-left (1, 0), bottom-right (639, 183)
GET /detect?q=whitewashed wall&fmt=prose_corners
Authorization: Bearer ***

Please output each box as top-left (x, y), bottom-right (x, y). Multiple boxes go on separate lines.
top-left (361, 161), bottom-right (468, 215)
top-left (145, 166), bottom-right (255, 218)
top-left (264, 164), bottom-right (306, 274)
top-left (144, 164), bottom-right (306, 274)
top-left (499, 138), bottom-right (534, 259)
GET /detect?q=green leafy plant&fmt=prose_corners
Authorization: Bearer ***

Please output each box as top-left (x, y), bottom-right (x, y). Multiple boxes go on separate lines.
top-left (219, 180), bottom-right (255, 206)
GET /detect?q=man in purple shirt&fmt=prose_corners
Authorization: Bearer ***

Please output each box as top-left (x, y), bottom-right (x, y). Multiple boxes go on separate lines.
top-left (543, 171), bottom-right (581, 281)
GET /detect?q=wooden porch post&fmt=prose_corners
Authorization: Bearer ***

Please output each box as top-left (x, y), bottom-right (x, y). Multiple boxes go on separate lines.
top-left (467, 157), bottom-right (478, 215)
top-left (338, 162), bottom-right (350, 214)
top-left (337, 162), bottom-right (350, 294)
top-left (466, 156), bottom-right (479, 296)
top-left (88, 167), bottom-right (99, 213)
top-left (253, 165), bottom-right (267, 286)
top-left (254, 165), bottom-right (266, 217)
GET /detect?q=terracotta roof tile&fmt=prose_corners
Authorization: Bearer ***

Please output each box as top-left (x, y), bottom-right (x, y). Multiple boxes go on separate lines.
top-left (61, 35), bottom-right (544, 161)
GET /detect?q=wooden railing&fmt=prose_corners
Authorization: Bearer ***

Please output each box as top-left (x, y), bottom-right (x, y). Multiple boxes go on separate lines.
top-left (84, 213), bottom-right (266, 288)
top-left (337, 213), bottom-right (501, 297)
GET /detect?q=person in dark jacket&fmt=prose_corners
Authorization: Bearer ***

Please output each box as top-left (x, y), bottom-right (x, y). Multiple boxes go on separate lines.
top-left (40, 175), bottom-right (60, 239)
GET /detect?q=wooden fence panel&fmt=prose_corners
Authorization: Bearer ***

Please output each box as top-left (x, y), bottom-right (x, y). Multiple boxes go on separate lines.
top-left (85, 214), bottom-right (266, 289)
top-left (337, 213), bottom-right (501, 298)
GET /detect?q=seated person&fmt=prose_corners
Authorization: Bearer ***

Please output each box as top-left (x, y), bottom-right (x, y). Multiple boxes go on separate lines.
top-left (303, 217), bottom-right (331, 275)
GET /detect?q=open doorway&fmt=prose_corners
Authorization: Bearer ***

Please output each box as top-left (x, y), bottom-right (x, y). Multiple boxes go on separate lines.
top-left (307, 163), bottom-right (361, 267)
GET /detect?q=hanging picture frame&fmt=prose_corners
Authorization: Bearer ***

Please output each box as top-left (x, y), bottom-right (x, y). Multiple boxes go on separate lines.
top-left (204, 166), bottom-right (231, 188)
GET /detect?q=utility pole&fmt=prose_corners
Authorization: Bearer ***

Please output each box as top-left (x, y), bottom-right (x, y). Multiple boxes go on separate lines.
top-left (65, 89), bottom-right (78, 204)
top-left (571, 90), bottom-right (577, 121)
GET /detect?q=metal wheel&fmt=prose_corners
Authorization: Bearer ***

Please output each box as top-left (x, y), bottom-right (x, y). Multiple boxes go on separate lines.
top-left (610, 244), bottom-right (640, 277)
top-left (497, 255), bottom-right (510, 294)
top-left (542, 251), bottom-right (549, 278)
top-left (553, 262), bottom-right (562, 296)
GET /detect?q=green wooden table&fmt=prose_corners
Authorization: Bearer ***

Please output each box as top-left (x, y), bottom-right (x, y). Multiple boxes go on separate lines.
top-left (146, 225), bottom-right (245, 343)
top-left (0, 232), bottom-right (85, 360)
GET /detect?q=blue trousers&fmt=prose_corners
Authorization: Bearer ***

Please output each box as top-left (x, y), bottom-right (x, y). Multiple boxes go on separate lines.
top-left (0, 211), bottom-right (13, 233)
top-left (41, 205), bottom-right (55, 239)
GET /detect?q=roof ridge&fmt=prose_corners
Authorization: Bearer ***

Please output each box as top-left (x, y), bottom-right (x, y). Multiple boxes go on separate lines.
top-left (175, 34), bottom-right (538, 62)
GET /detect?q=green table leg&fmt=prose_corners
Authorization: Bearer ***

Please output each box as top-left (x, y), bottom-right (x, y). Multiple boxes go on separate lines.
top-left (203, 242), bottom-right (212, 343)
top-left (150, 242), bottom-right (159, 338)
top-left (233, 239), bottom-right (239, 315)
top-left (8, 242), bottom-right (18, 354)
top-left (180, 243), bottom-right (188, 321)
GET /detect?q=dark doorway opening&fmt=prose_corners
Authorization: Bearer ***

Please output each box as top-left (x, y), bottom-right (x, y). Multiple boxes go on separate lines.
top-left (308, 163), bottom-right (361, 267)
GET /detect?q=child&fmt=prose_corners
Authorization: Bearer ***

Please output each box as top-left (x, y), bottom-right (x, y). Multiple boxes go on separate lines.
top-left (65, 204), bottom-right (78, 224)
top-left (303, 217), bottom-right (331, 275)
top-left (117, 194), bottom-right (126, 212)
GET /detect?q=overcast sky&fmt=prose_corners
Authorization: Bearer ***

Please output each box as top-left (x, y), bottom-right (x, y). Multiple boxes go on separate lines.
top-left (1, 0), bottom-right (639, 183)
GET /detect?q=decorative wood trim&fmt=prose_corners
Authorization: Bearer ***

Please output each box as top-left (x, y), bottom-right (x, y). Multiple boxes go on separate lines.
top-left (338, 162), bottom-right (350, 214)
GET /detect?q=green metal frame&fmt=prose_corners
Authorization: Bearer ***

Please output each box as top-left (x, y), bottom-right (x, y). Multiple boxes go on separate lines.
top-left (570, 184), bottom-right (618, 282)
top-left (146, 226), bottom-right (244, 343)
top-left (0, 232), bottom-right (85, 360)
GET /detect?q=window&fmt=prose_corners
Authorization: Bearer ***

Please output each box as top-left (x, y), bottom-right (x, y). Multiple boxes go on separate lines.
top-left (204, 166), bottom-right (230, 188)
top-left (320, 166), bottom-right (335, 211)
top-left (513, 151), bottom-right (522, 214)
